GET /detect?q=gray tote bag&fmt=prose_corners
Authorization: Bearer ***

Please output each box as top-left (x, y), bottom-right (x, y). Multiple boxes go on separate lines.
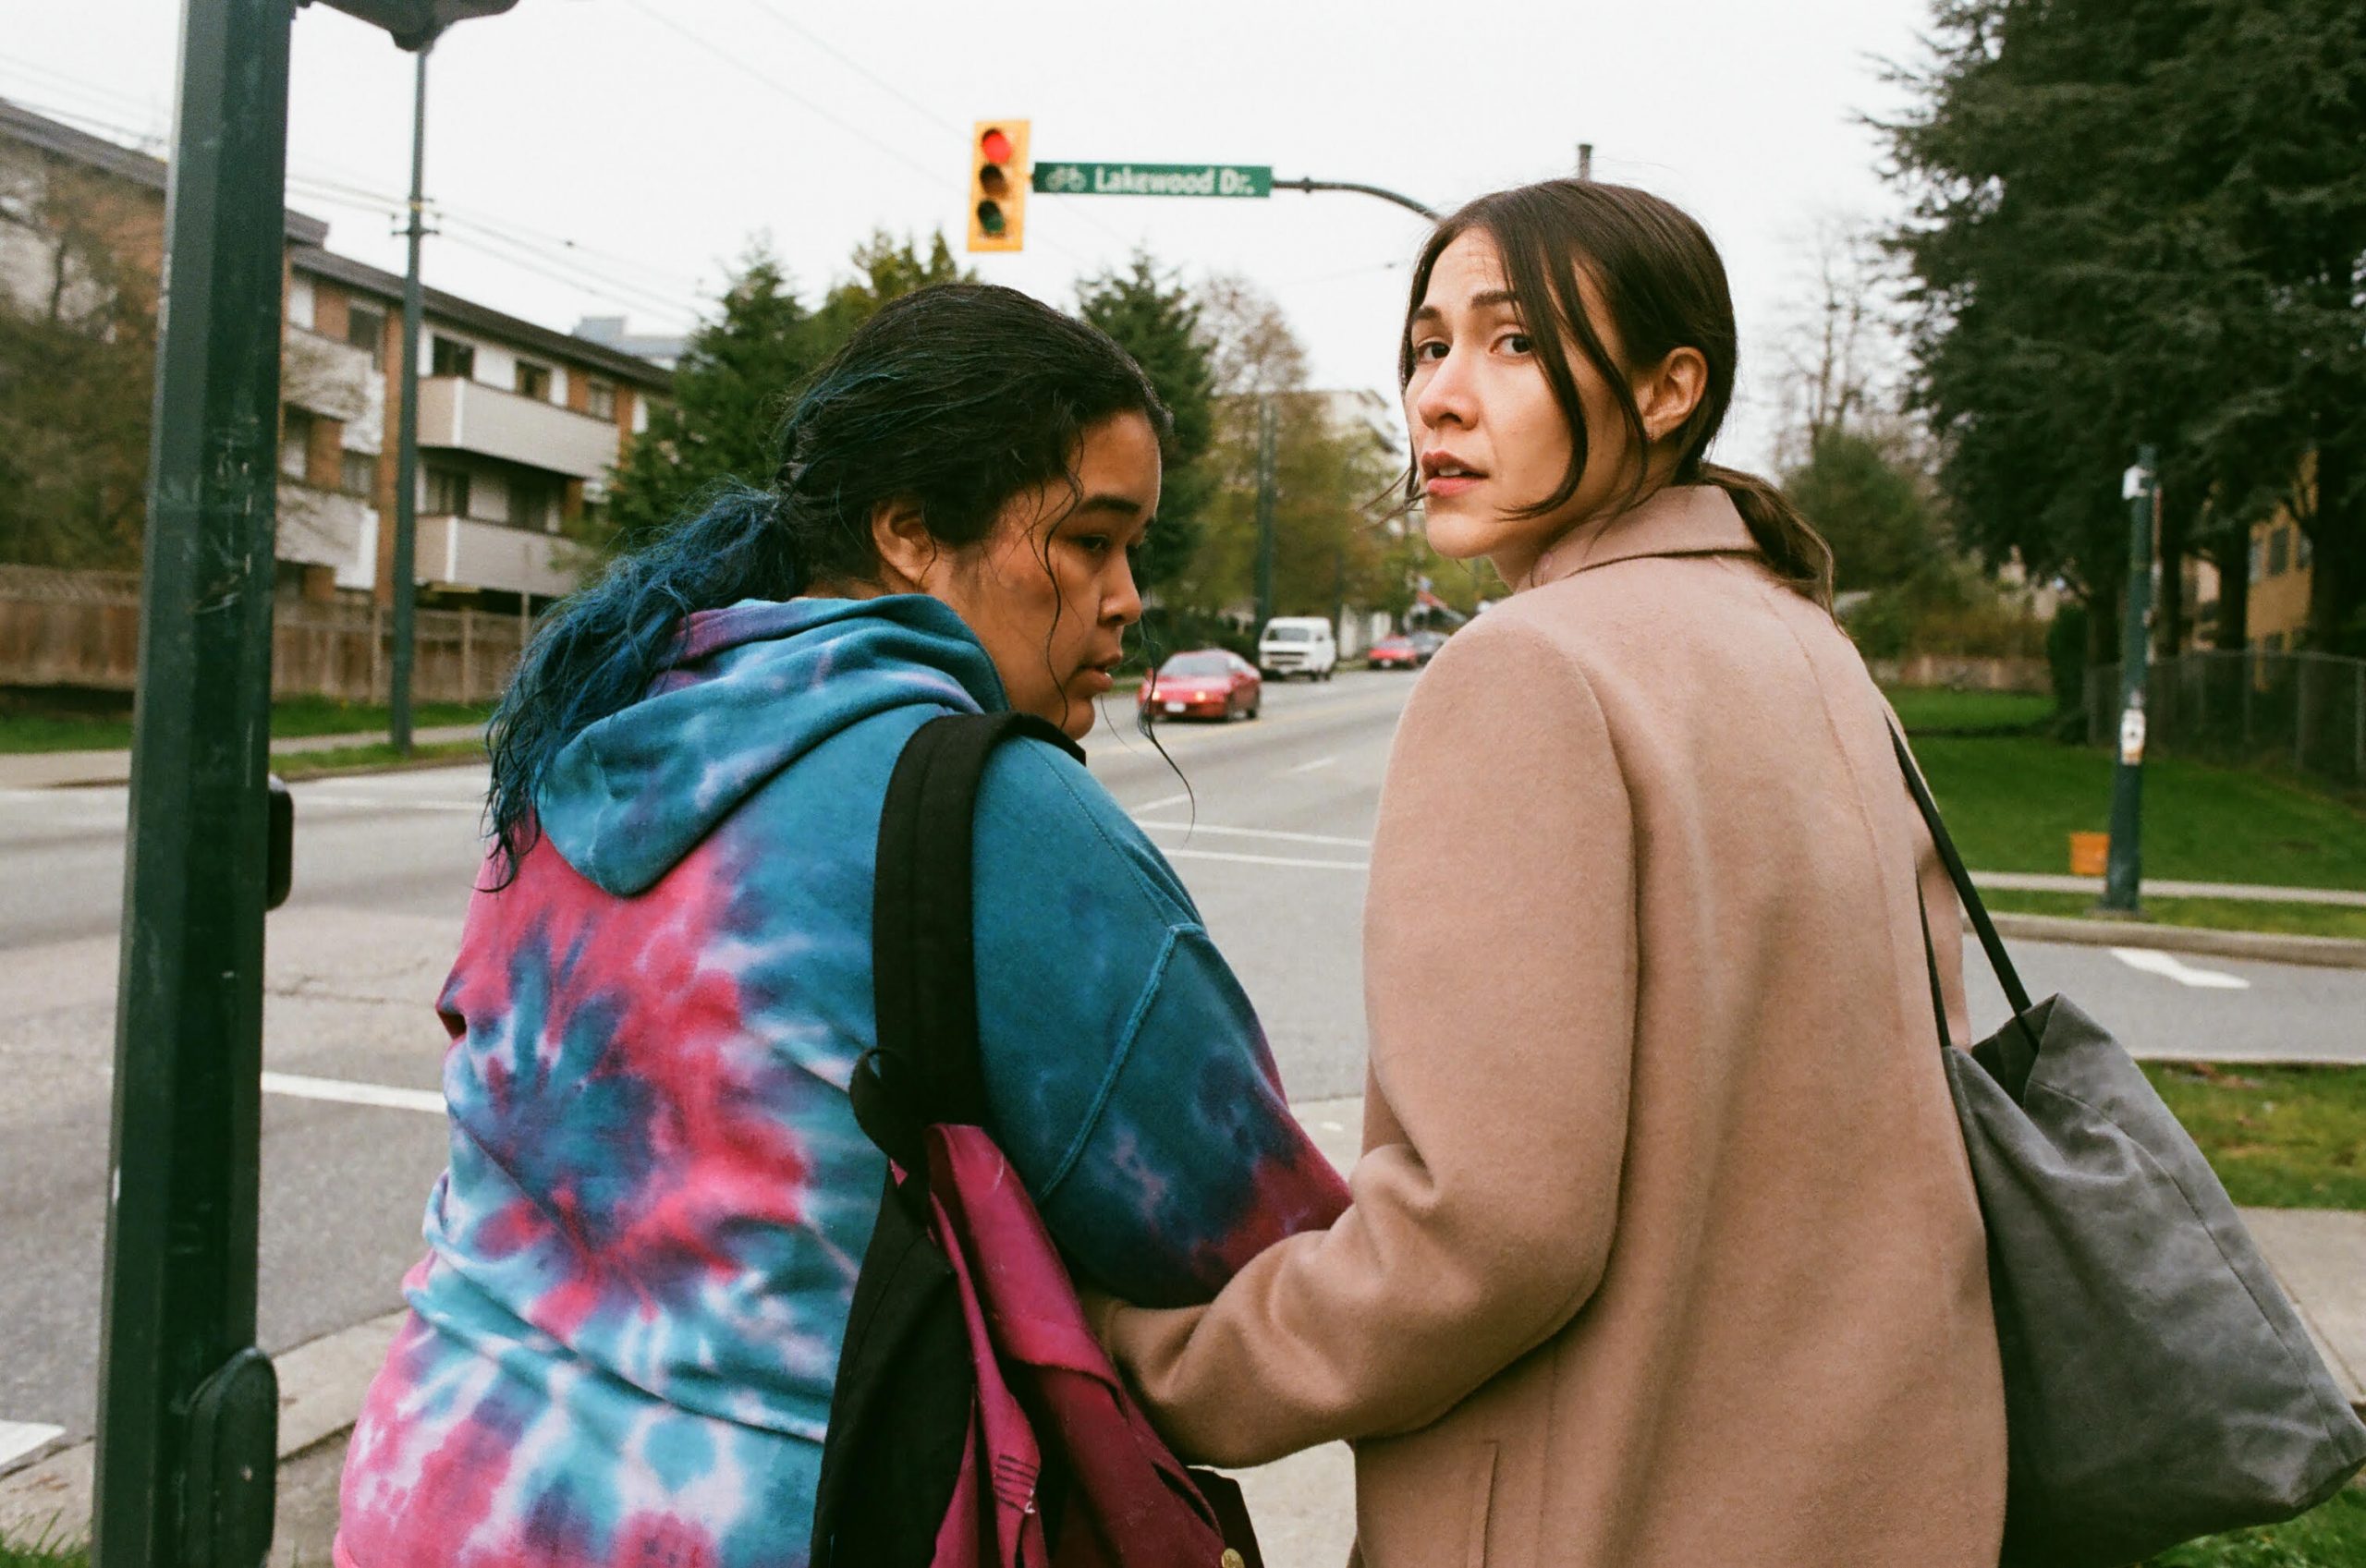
top-left (1892, 732), bottom-right (2366, 1566)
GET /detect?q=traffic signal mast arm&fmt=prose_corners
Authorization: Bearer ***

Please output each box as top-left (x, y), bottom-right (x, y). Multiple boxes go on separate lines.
top-left (1270, 176), bottom-right (1441, 221)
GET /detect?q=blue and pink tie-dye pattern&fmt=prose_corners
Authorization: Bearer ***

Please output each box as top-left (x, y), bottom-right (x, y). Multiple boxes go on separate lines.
top-left (335, 595), bottom-right (1348, 1568)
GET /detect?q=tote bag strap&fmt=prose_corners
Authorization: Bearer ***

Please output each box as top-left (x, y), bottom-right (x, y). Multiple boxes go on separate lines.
top-left (857, 710), bottom-right (1085, 1186)
top-left (1889, 725), bottom-right (2034, 1023)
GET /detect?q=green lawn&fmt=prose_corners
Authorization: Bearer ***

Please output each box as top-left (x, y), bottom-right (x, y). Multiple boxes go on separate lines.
top-left (2142, 1062), bottom-right (2366, 1211)
top-left (2144, 1485), bottom-right (2366, 1565)
top-left (0, 697), bottom-right (491, 754)
top-left (1912, 735), bottom-right (2366, 892)
top-left (1884, 686), bottom-right (2055, 735)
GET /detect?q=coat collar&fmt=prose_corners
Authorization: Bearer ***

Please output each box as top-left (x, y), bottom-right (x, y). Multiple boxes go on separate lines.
top-left (1516, 483), bottom-right (1757, 593)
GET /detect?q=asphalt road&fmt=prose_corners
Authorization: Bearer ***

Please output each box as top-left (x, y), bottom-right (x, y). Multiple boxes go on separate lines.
top-left (3, 667), bottom-right (2361, 1461)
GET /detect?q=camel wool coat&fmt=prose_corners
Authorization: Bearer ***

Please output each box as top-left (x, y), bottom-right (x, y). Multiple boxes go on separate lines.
top-left (1102, 484), bottom-right (2007, 1567)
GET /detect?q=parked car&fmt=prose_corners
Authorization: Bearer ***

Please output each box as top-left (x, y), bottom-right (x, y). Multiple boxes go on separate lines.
top-left (1257, 616), bottom-right (1338, 681)
top-left (1367, 636), bottom-right (1424, 671)
top-left (1407, 629), bottom-right (1450, 660)
top-left (1139, 649), bottom-right (1262, 722)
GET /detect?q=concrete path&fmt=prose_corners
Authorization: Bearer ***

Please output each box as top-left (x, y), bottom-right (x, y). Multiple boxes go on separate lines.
top-left (0, 724), bottom-right (482, 788)
top-left (1977, 870), bottom-right (2366, 908)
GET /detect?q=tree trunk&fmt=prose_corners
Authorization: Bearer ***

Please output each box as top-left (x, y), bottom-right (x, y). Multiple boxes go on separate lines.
top-left (2305, 434), bottom-right (2362, 656)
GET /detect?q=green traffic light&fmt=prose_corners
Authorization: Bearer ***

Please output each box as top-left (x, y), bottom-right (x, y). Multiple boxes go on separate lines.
top-left (977, 201), bottom-right (1006, 235)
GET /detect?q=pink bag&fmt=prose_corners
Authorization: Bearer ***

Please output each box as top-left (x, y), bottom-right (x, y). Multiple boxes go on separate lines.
top-left (921, 1124), bottom-right (1260, 1567)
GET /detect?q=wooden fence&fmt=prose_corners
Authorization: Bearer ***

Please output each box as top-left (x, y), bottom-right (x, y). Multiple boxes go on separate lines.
top-left (0, 565), bottom-right (533, 704)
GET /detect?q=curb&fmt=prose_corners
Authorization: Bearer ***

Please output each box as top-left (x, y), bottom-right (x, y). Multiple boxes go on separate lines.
top-left (0, 1310), bottom-right (404, 1543)
top-left (1982, 911), bottom-right (2366, 971)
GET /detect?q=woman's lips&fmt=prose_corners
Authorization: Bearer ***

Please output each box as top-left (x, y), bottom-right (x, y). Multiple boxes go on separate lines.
top-left (1079, 667), bottom-right (1116, 693)
top-left (1424, 473), bottom-right (1482, 499)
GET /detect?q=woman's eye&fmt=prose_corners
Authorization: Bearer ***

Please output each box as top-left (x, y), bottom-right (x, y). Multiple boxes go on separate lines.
top-left (1411, 340), bottom-right (1448, 362)
top-left (1500, 333), bottom-right (1533, 355)
top-left (1073, 534), bottom-right (1113, 554)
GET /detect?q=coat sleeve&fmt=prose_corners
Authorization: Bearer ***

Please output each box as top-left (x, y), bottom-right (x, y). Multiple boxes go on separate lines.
top-left (970, 741), bottom-right (1350, 1311)
top-left (1100, 618), bottom-right (1640, 1465)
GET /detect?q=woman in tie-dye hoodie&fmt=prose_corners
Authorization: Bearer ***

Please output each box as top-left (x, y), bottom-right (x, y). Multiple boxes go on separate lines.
top-left (335, 284), bottom-right (1348, 1568)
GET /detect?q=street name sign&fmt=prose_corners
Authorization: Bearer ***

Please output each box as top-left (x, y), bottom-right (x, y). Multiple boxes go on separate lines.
top-left (1031, 161), bottom-right (1273, 199)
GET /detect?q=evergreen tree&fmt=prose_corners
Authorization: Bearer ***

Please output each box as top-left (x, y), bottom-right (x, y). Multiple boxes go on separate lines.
top-left (1782, 427), bottom-right (1938, 594)
top-left (598, 241), bottom-right (820, 550)
top-left (1075, 251), bottom-right (1216, 596)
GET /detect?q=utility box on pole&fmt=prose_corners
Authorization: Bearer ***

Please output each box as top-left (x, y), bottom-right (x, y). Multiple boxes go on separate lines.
top-left (2100, 446), bottom-right (2158, 914)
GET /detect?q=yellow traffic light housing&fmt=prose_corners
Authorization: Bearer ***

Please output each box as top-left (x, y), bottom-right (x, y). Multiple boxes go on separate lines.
top-left (967, 120), bottom-right (1029, 253)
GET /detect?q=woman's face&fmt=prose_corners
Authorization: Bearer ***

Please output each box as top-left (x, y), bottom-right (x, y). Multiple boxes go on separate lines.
top-left (1403, 229), bottom-right (1640, 587)
top-left (921, 409), bottom-right (1161, 740)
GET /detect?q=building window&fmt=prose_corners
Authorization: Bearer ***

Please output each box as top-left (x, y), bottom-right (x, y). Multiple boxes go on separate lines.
top-left (347, 304), bottom-right (387, 370)
top-left (431, 335), bottom-right (475, 379)
top-left (279, 407), bottom-right (313, 481)
top-left (425, 465), bottom-right (470, 517)
top-left (340, 451), bottom-right (377, 498)
top-left (507, 474), bottom-right (560, 532)
top-left (584, 377), bottom-right (616, 419)
top-left (2267, 527), bottom-right (2290, 577)
top-left (515, 359), bottom-right (553, 402)
top-left (2296, 529), bottom-right (2313, 570)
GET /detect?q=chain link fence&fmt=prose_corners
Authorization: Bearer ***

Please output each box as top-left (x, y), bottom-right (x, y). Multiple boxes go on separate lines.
top-left (2086, 650), bottom-right (2366, 787)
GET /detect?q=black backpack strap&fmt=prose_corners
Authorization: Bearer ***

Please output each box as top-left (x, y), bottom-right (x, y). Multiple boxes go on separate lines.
top-left (853, 710), bottom-right (1085, 1184)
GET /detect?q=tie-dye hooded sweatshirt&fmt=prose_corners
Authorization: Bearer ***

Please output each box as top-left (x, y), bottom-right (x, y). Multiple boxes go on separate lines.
top-left (335, 594), bottom-right (1350, 1568)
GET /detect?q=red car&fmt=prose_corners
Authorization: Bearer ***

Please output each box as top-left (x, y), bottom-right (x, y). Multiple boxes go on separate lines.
top-left (1138, 649), bottom-right (1262, 722)
top-left (1367, 636), bottom-right (1422, 670)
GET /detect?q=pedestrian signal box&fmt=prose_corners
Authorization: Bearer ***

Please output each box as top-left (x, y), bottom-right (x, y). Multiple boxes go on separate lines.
top-left (968, 119), bottom-right (1029, 253)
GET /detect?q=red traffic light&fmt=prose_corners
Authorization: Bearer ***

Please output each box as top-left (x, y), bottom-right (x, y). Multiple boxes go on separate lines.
top-left (980, 127), bottom-right (1014, 164)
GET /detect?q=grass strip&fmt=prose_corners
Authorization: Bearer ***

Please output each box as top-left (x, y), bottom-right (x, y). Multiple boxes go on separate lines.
top-left (1982, 889), bottom-right (2366, 942)
top-left (270, 739), bottom-right (483, 780)
top-left (0, 698), bottom-right (491, 755)
top-left (1884, 686), bottom-right (2055, 735)
top-left (2143, 1062), bottom-right (2366, 1211)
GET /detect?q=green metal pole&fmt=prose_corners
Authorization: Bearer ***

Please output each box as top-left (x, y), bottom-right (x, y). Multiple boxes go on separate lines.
top-left (388, 43), bottom-right (430, 753)
top-left (2100, 445), bottom-right (2158, 914)
top-left (92, 1), bottom-right (290, 1563)
top-left (1253, 397), bottom-right (1277, 631)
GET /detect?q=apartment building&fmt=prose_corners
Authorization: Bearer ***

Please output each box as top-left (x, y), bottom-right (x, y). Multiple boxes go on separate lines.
top-left (1, 97), bottom-right (672, 618)
top-left (282, 246), bottom-right (670, 614)
top-left (2248, 512), bottom-right (2315, 653)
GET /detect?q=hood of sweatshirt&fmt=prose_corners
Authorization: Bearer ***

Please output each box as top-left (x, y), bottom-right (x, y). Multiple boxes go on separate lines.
top-left (536, 594), bottom-right (1005, 896)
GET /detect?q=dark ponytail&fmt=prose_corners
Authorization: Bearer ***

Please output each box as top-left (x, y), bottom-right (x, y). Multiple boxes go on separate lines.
top-left (483, 282), bottom-right (1167, 877)
top-left (1403, 180), bottom-right (1835, 613)
top-left (1695, 462), bottom-right (1835, 612)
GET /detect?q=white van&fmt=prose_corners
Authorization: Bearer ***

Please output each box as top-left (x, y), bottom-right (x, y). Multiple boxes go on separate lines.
top-left (1257, 616), bottom-right (1338, 681)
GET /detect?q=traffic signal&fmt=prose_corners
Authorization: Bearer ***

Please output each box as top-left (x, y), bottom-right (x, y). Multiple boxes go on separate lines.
top-left (967, 119), bottom-right (1030, 253)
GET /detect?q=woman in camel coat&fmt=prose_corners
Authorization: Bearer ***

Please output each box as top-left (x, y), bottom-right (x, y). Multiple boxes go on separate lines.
top-left (1095, 181), bottom-right (2007, 1566)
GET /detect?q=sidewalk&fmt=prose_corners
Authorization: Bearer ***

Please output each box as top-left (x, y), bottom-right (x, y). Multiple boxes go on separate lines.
top-left (0, 724), bottom-right (482, 789)
top-left (3, 1093), bottom-right (2360, 1562)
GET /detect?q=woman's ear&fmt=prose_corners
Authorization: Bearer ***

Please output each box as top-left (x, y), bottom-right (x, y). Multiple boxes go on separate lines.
top-left (1639, 346), bottom-right (1709, 444)
top-left (868, 497), bottom-right (937, 590)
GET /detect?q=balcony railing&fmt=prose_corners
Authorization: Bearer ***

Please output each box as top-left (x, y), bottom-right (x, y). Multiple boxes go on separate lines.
top-left (416, 512), bottom-right (596, 600)
top-left (417, 375), bottom-right (619, 479)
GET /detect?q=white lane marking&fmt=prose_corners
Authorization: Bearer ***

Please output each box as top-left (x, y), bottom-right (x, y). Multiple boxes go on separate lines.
top-left (1130, 792), bottom-right (1192, 814)
top-left (2109, 948), bottom-right (2252, 991)
top-left (262, 1071), bottom-right (446, 1114)
top-left (1284, 755), bottom-right (1338, 775)
top-left (1165, 846), bottom-right (1368, 873)
top-left (1135, 819), bottom-right (1372, 850)
top-left (0, 1420), bottom-right (66, 1467)
top-left (289, 794), bottom-right (481, 814)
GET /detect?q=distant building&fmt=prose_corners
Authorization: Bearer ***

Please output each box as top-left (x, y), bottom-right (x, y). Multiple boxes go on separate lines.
top-left (2247, 503), bottom-right (2314, 654)
top-left (0, 97), bottom-right (675, 618)
top-left (572, 315), bottom-right (689, 371)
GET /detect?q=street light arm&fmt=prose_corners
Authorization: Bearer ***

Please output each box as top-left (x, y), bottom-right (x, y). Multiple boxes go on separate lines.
top-left (1272, 176), bottom-right (1441, 222)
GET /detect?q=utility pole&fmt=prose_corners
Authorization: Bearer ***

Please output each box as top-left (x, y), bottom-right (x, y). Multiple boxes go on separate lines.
top-left (1577, 142), bottom-right (1593, 180)
top-left (1253, 397), bottom-right (1279, 632)
top-left (388, 45), bottom-right (431, 752)
top-left (92, 3), bottom-right (293, 1563)
top-left (2101, 446), bottom-right (2158, 914)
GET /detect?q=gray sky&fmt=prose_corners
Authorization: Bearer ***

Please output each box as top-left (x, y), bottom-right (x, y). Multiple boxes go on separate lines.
top-left (3, 0), bottom-right (1933, 470)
